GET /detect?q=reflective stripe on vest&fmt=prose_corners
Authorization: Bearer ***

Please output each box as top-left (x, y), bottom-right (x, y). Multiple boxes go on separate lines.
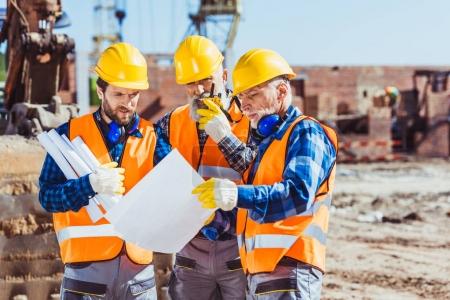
top-left (198, 165), bottom-right (241, 181)
top-left (303, 224), bottom-right (327, 246)
top-left (56, 224), bottom-right (119, 244)
top-left (245, 234), bottom-right (298, 251)
top-left (237, 194), bottom-right (332, 250)
top-left (239, 222), bottom-right (328, 253)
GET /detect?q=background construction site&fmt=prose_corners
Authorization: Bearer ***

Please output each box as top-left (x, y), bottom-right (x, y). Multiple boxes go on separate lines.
top-left (0, 1), bottom-right (449, 299)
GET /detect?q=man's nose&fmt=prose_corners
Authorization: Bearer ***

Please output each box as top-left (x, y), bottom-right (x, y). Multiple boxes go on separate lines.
top-left (240, 98), bottom-right (250, 110)
top-left (194, 84), bottom-right (205, 97)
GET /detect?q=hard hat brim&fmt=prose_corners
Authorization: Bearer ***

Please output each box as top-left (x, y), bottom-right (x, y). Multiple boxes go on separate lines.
top-left (107, 80), bottom-right (149, 90)
top-left (232, 72), bottom-right (296, 96)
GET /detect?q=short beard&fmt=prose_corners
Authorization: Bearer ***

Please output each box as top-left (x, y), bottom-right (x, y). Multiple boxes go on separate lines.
top-left (102, 96), bottom-right (133, 126)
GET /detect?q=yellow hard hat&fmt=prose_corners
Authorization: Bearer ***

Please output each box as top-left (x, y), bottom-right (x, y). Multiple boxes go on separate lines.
top-left (174, 35), bottom-right (224, 85)
top-left (232, 48), bottom-right (296, 96)
top-left (95, 42), bottom-right (149, 90)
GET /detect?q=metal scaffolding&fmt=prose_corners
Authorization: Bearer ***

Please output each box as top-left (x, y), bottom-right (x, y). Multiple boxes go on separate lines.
top-left (91, 0), bottom-right (126, 61)
top-left (186, 0), bottom-right (242, 57)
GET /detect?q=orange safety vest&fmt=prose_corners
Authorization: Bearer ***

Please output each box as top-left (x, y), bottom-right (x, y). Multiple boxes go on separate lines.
top-left (236, 115), bottom-right (338, 274)
top-left (53, 113), bottom-right (155, 264)
top-left (169, 100), bottom-right (250, 182)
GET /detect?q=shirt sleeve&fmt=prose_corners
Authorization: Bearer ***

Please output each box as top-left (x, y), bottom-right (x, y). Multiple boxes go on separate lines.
top-left (38, 123), bottom-right (96, 213)
top-left (200, 208), bottom-right (237, 240)
top-left (236, 120), bottom-right (337, 223)
top-left (154, 112), bottom-right (170, 140)
top-left (153, 112), bottom-right (173, 166)
top-left (218, 134), bottom-right (257, 174)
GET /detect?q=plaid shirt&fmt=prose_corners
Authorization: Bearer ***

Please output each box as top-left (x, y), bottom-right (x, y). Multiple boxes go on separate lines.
top-left (237, 106), bottom-right (337, 223)
top-left (39, 112), bottom-right (164, 213)
top-left (154, 108), bottom-right (256, 240)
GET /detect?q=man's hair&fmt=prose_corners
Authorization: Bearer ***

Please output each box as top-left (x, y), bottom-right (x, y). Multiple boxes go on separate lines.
top-left (268, 75), bottom-right (292, 106)
top-left (268, 75), bottom-right (290, 87)
top-left (96, 77), bottom-right (109, 92)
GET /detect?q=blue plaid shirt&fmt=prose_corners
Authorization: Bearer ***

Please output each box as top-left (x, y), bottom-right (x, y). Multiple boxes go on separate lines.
top-left (237, 106), bottom-right (337, 223)
top-left (154, 110), bottom-right (256, 241)
top-left (39, 112), bottom-right (165, 213)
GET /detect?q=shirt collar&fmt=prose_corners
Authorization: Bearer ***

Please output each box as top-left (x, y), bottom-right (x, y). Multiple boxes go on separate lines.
top-left (272, 105), bottom-right (302, 140)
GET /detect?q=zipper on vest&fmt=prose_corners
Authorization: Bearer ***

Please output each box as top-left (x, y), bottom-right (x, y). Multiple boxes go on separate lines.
top-left (195, 125), bottom-right (207, 171)
top-left (118, 135), bottom-right (130, 167)
top-left (243, 209), bottom-right (249, 253)
top-left (93, 116), bottom-right (114, 162)
top-left (247, 140), bottom-right (273, 184)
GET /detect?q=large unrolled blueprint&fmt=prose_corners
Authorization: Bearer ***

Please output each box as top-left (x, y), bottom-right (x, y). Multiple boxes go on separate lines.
top-left (105, 149), bottom-right (215, 253)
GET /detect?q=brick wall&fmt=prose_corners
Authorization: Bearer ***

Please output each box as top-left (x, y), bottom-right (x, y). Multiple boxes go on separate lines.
top-left (137, 56), bottom-right (450, 126)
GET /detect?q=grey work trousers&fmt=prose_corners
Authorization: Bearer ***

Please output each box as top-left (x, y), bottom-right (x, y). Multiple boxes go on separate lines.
top-left (60, 252), bottom-right (157, 299)
top-left (169, 236), bottom-right (247, 300)
top-left (246, 261), bottom-right (323, 300)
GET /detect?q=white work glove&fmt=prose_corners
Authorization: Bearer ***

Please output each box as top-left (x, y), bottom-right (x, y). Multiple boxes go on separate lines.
top-left (88, 162), bottom-right (125, 196)
top-left (197, 99), bottom-right (232, 143)
top-left (192, 178), bottom-right (238, 211)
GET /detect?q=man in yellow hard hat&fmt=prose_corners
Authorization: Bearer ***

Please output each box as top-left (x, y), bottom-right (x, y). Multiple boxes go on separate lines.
top-left (39, 42), bottom-right (162, 299)
top-left (192, 49), bottom-right (338, 299)
top-left (154, 35), bottom-right (252, 299)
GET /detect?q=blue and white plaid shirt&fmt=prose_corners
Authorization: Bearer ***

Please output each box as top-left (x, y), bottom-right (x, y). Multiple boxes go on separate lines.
top-left (237, 105), bottom-right (337, 223)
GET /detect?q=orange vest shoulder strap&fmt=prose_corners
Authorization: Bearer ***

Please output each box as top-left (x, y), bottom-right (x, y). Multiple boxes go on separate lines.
top-left (69, 113), bottom-right (111, 165)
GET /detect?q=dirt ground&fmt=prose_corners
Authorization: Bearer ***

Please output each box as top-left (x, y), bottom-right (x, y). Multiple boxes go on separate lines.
top-left (0, 135), bottom-right (449, 299)
top-left (324, 159), bottom-right (450, 299)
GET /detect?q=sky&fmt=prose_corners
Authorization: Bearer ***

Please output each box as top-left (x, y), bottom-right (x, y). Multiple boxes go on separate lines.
top-left (55, 0), bottom-right (450, 67)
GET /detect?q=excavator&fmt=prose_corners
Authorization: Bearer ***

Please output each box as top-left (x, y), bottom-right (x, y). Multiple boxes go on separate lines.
top-left (0, 0), bottom-right (77, 136)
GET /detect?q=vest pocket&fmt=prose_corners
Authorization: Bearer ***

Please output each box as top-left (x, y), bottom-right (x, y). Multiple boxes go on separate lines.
top-left (254, 278), bottom-right (298, 295)
top-left (129, 277), bottom-right (156, 296)
top-left (174, 255), bottom-right (197, 270)
top-left (225, 258), bottom-right (243, 271)
top-left (61, 277), bottom-right (107, 298)
top-left (66, 262), bottom-right (92, 269)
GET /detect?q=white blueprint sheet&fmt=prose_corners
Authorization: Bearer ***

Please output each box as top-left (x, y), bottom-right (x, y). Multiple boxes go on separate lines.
top-left (105, 149), bottom-right (215, 253)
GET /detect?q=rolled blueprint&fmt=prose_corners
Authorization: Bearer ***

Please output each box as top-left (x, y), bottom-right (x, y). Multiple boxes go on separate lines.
top-left (70, 136), bottom-right (121, 210)
top-left (37, 133), bottom-right (77, 180)
top-left (71, 136), bottom-right (100, 171)
top-left (38, 131), bottom-right (103, 222)
top-left (47, 130), bottom-right (91, 177)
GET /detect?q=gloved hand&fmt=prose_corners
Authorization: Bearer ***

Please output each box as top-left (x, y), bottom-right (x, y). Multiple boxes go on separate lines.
top-left (197, 99), bottom-right (231, 143)
top-left (192, 178), bottom-right (237, 211)
top-left (89, 162), bottom-right (125, 196)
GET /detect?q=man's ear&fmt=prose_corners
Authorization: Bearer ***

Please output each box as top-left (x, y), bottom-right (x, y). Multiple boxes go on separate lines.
top-left (277, 82), bottom-right (288, 101)
top-left (222, 68), bottom-right (228, 83)
top-left (96, 86), bottom-right (104, 101)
